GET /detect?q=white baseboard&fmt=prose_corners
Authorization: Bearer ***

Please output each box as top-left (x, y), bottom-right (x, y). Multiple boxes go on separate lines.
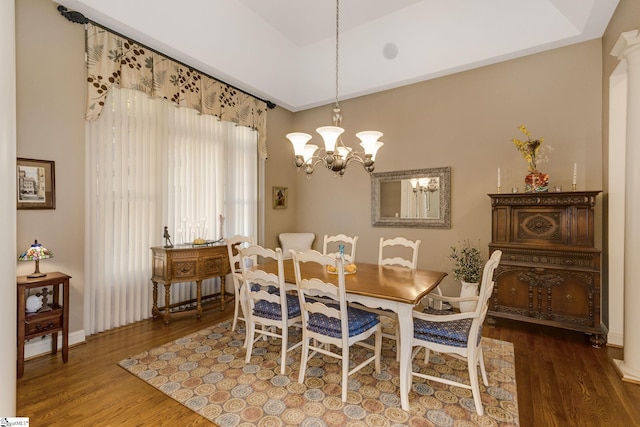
top-left (24, 330), bottom-right (86, 359)
top-left (607, 331), bottom-right (624, 348)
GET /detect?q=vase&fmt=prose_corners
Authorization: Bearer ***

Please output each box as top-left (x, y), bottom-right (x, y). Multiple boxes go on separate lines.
top-left (524, 171), bottom-right (549, 193)
top-left (459, 281), bottom-right (479, 312)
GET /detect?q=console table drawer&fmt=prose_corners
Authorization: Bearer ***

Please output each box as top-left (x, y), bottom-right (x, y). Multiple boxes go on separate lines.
top-left (24, 307), bottom-right (63, 337)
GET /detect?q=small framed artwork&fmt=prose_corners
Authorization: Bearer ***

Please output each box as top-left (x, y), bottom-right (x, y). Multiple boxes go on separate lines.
top-left (17, 158), bottom-right (56, 210)
top-left (272, 186), bottom-right (288, 209)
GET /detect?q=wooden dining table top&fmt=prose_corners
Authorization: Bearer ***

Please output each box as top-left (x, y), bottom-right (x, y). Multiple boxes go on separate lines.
top-left (255, 259), bottom-right (447, 306)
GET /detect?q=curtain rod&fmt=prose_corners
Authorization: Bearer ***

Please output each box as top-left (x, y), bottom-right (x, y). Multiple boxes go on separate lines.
top-left (57, 5), bottom-right (276, 110)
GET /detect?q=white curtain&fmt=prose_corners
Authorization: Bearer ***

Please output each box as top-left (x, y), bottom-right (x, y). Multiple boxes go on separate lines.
top-left (85, 87), bottom-right (257, 335)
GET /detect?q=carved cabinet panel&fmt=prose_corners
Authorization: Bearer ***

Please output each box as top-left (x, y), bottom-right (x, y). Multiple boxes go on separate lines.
top-left (488, 191), bottom-right (604, 345)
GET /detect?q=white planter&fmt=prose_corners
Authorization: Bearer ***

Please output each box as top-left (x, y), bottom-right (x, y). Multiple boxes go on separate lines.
top-left (459, 281), bottom-right (479, 312)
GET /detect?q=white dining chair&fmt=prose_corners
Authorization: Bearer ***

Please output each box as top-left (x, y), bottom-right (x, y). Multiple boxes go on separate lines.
top-left (322, 234), bottom-right (359, 262)
top-left (292, 249), bottom-right (382, 402)
top-left (224, 235), bottom-right (255, 332)
top-left (240, 245), bottom-right (302, 375)
top-left (410, 250), bottom-right (502, 416)
top-left (378, 236), bottom-right (421, 268)
top-left (374, 236), bottom-right (422, 360)
top-left (278, 233), bottom-right (315, 258)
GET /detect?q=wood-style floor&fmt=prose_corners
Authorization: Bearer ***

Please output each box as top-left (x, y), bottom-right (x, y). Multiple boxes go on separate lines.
top-left (17, 305), bottom-right (640, 426)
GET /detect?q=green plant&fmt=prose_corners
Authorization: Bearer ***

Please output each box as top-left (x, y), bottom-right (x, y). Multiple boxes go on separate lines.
top-left (448, 240), bottom-right (484, 283)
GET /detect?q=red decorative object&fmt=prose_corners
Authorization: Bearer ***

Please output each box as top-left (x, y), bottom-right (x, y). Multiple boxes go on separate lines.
top-left (524, 171), bottom-right (549, 192)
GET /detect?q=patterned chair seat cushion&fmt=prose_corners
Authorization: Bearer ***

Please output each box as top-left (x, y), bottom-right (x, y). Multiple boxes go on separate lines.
top-left (307, 304), bottom-right (379, 338)
top-left (422, 306), bottom-right (454, 315)
top-left (414, 317), bottom-right (482, 348)
top-left (253, 293), bottom-right (301, 320)
top-left (249, 283), bottom-right (278, 294)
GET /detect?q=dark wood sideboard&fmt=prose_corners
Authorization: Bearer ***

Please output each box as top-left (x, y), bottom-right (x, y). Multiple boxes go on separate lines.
top-left (488, 191), bottom-right (605, 346)
top-left (150, 243), bottom-right (230, 324)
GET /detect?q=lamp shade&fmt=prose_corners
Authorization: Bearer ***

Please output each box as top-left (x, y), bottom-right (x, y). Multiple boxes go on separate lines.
top-left (18, 240), bottom-right (53, 278)
top-left (286, 132), bottom-right (313, 156)
top-left (316, 126), bottom-right (344, 153)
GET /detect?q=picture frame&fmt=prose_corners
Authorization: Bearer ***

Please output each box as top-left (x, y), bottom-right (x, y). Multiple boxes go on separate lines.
top-left (272, 186), bottom-right (288, 209)
top-left (17, 158), bottom-right (56, 210)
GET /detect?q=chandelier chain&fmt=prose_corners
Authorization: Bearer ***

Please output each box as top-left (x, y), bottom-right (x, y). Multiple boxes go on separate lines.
top-left (335, 0), bottom-right (340, 109)
top-left (285, 0), bottom-right (383, 176)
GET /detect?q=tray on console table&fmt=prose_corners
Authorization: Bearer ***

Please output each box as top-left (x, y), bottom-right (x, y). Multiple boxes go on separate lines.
top-left (488, 191), bottom-right (605, 347)
top-left (150, 243), bottom-right (230, 324)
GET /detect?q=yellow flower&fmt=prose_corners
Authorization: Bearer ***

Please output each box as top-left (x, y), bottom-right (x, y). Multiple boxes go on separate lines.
top-left (512, 125), bottom-right (544, 172)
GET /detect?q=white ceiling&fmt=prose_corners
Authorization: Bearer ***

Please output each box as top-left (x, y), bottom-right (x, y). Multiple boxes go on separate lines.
top-left (55, 0), bottom-right (619, 112)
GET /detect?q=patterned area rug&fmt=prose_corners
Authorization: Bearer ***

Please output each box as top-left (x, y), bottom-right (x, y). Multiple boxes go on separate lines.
top-left (118, 320), bottom-right (519, 426)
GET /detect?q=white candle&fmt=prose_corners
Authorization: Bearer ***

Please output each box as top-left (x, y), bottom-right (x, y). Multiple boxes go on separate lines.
top-left (572, 163), bottom-right (577, 185)
top-left (497, 168), bottom-right (501, 188)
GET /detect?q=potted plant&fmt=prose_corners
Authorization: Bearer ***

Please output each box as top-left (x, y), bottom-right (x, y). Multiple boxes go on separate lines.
top-left (448, 240), bottom-right (484, 312)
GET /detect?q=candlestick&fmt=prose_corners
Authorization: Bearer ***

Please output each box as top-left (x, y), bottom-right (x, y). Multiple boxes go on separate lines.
top-left (219, 214), bottom-right (225, 240)
top-left (572, 163), bottom-right (577, 185)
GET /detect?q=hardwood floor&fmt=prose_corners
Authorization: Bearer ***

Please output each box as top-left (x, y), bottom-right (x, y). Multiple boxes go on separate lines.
top-left (17, 306), bottom-right (640, 426)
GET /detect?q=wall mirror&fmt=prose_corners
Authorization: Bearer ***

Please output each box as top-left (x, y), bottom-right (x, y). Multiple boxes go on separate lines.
top-left (371, 167), bottom-right (451, 228)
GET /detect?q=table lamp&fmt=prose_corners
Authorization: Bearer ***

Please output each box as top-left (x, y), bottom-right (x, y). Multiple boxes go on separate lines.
top-left (18, 240), bottom-right (53, 278)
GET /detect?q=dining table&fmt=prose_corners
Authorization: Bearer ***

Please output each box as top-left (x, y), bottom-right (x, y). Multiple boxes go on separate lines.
top-left (255, 258), bottom-right (447, 411)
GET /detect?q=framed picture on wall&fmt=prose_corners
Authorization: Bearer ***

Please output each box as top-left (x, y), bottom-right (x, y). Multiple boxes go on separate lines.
top-left (272, 186), bottom-right (288, 209)
top-left (17, 158), bottom-right (56, 210)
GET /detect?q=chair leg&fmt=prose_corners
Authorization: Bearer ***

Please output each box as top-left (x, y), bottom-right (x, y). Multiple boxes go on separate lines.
top-left (232, 288), bottom-right (241, 332)
top-left (395, 325), bottom-right (401, 362)
top-left (374, 329), bottom-right (382, 374)
top-left (280, 327), bottom-right (288, 375)
top-left (244, 321), bottom-right (255, 365)
top-left (298, 335), bottom-right (309, 384)
top-left (478, 346), bottom-right (489, 386)
top-left (467, 354), bottom-right (484, 416)
top-left (341, 346), bottom-right (349, 402)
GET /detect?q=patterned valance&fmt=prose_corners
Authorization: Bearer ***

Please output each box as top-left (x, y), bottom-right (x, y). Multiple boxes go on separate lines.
top-left (85, 24), bottom-right (268, 158)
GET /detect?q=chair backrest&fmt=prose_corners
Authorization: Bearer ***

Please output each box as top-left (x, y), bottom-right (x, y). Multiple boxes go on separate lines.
top-left (475, 250), bottom-right (502, 319)
top-left (378, 236), bottom-right (421, 269)
top-left (322, 234), bottom-right (359, 263)
top-left (239, 245), bottom-right (288, 320)
top-left (292, 249), bottom-right (348, 339)
top-left (278, 233), bottom-right (316, 258)
top-left (225, 235), bottom-right (255, 273)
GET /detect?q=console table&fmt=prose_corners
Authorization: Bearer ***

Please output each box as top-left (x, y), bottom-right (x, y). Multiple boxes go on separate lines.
top-left (488, 191), bottom-right (604, 346)
top-left (17, 272), bottom-right (70, 378)
top-left (150, 243), bottom-right (230, 324)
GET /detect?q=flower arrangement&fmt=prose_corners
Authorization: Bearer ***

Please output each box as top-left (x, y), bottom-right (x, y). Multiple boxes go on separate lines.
top-left (512, 125), bottom-right (544, 172)
top-left (448, 240), bottom-right (484, 283)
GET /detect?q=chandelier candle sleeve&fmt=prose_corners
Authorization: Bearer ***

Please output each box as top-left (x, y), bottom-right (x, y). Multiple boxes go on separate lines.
top-left (573, 163), bottom-right (577, 185)
top-left (498, 168), bottom-right (501, 188)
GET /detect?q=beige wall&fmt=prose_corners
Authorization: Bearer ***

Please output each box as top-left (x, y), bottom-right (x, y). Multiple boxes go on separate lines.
top-left (265, 39), bottom-right (603, 295)
top-left (14, 0), bottom-right (620, 344)
top-left (15, 0), bottom-right (86, 334)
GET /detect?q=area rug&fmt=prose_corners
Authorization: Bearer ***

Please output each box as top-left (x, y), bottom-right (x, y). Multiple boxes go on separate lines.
top-left (118, 320), bottom-right (519, 426)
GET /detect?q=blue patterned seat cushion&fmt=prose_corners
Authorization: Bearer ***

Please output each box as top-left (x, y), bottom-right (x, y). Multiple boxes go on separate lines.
top-left (422, 306), bottom-right (454, 315)
top-left (307, 304), bottom-right (379, 338)
top-left (253, 293), bottom-right (301, 320)
top-left (249, 283), bottom-right (278, 294)
top-left (414, 317), bottom-right (482, 348)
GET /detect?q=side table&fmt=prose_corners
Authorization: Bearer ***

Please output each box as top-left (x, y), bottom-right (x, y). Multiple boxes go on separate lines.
top-left (17, 272), bottom-right (71, 378)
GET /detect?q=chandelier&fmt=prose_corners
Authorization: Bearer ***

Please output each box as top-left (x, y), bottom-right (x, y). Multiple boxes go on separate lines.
top-left (286, 0), bottom-right (384, 176)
